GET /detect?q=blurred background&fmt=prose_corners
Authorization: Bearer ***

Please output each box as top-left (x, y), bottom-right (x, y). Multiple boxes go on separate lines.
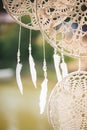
top-left (0, 1), bottom-right (87, 130)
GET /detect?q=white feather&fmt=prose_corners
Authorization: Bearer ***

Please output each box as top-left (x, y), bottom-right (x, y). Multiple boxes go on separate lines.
top-left (53, 54), bottom-right (62, 82)
top-left (39, 78), bottom-right (48, 114)
top-left (60, 62), bottom-right (68, 78)
top-left (29, 53), bottom-right (37, 88)
top-left (16, 63), bottom-right (23, 95)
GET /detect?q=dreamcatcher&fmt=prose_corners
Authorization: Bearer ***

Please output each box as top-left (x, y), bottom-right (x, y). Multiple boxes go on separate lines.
top-left (3, 0), bottom-right (38, 94)
top-left (2, 0), bottom-right (87, 130)
top-left (48, 71), bottom-right (87, 130)
top-left (36, 0), bottom-right (87, 57)
top-left (3, 0), bottom-right (39, 29)
top-left (36, 0), bottom-right (87, 129)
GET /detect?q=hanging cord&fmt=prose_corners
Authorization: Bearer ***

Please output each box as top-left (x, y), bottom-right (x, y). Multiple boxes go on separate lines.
top-left (53, 48), bottom-right (62, 82)
top-left (60, 49), bottom-right (68, 78)
top-left (78, 49), bottom-right (81, 72)
top-left (29, 29), bottom-right (32, 55)
top-left (29, 29), bottom-right (37, 88)
top-left (18, 25), bottom-right (21, 61)
top-left (16, 25), bottom-right (23, 95)
top-left (39, 36), bottom-right (48, 114)
top-left (78, 57), bottom-right (81, 72)
top-left (43, 36), bottom-right (47, 79)
top-left (53, 31), bottom-right (62, 82)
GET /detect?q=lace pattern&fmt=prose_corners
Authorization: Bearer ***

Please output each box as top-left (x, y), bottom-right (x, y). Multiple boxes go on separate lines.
top-left (48, 71), bottom-right (87, 130)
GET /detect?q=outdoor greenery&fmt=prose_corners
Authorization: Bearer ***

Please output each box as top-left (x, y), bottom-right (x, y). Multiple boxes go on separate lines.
top-left (0, 23), bottom-right (73, 70)
top-left (0, 23), bottom-right (54, 68)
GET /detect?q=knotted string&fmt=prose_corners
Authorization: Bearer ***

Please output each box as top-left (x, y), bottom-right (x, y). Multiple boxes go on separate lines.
top-left (60, 52), bottom-right (68, 78)
top-left (53, 49), bottom-right (62, 82)
top-left (16, 25), bottom-right (23, 95)
top-left (60, 33), bottom-right (68, 78)
top-left (78, 57), bottom-right (81, 72)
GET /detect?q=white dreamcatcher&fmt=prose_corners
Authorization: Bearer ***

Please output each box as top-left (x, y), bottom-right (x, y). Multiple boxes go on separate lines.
top-left (3, 0), bottom-right (38, 94)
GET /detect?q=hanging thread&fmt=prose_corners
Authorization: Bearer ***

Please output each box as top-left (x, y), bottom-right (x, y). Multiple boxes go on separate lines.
top-left (60, 33), bottom-right (68, 78)
top-left (78, 56), bottom-right (81, 72)
top-left (53, 49), bottom-right (62, 82)
top-left (29, 29), bottom-right (37, 88)
top-left (39, 36), bottom-right (48, 114)
top-left (16, 25), bottom-right (23, 95)
top-left (60, 52), bottom-right (68, 78)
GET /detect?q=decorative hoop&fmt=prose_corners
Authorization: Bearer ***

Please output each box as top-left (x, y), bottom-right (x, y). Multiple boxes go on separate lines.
top-left (36, 0), bottom-right (87, 58)
top-left (3, 0), bottom-right (39, 30)
top-left (48, 71), bottom-right (87, 130)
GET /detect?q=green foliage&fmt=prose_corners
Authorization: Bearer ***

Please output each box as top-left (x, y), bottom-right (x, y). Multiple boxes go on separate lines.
top-left (0, 23), bottom-right (72, 69)
top-left (0, 24), bottom-right (18, 68)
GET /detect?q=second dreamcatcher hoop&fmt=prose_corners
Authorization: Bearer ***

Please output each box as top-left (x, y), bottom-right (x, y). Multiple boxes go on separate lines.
top-left (36, 0), bottom-right (87, 58)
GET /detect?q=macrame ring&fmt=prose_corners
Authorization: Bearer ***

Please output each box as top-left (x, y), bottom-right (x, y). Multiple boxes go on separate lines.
top-left (36, 0), bottom-right (87, 58)
top-left (48, 71), bottom-right (87, 130)
top-left (3, 0), bottom-right (39, 30)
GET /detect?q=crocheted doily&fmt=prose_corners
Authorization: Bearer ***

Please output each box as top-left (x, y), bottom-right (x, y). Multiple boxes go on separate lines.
top-left (48, 71), bottom-right (87, 130)
top-left (36, 0), bottom-right (87, 57)
top-left (3, 0), bottom-right (39, 30)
